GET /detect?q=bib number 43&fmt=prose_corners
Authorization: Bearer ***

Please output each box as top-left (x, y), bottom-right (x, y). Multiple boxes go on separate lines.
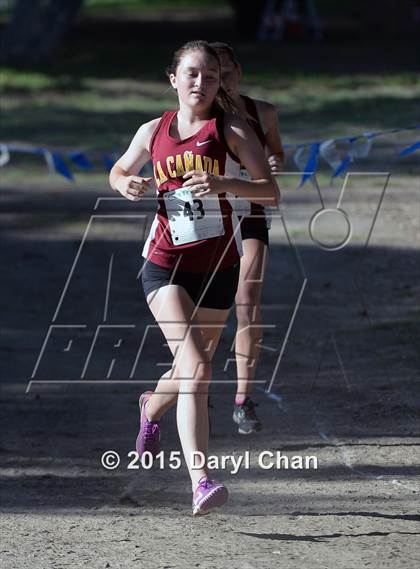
top-left (183, 199), bottom-right (205, 221)
top-left (164, 188), bottom-right (224, 245)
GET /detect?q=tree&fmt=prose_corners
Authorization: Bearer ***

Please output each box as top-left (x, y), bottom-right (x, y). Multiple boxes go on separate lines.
top-left (228, 0), bottom-right (266, 39)
top-left (1, 0), bottom-right (84, 66)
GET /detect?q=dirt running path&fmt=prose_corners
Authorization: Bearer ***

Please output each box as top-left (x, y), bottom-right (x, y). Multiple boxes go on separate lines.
top-left (1, 166), bottom-right (420, 568)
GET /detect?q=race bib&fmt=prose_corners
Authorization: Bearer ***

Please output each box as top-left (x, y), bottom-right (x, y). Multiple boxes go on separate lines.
top-left (164, 188), bottom-right (225, 246)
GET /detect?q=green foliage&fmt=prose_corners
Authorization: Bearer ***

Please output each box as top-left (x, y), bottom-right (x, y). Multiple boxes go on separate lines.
top-left (83, 0), bottom-right (229, 13)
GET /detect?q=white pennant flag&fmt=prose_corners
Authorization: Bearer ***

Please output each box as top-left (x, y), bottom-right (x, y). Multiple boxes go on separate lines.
top-left (319, 139), bottom-right (342, 172)
top-left (349, 135), bottom-right (374, 159)
top-left (0, 144), bottom-right (10, 167)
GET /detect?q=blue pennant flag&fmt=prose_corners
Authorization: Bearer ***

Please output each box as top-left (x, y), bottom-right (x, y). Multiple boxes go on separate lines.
top-left (298, 142), bottom-right (320, 188)
top-left (333, 154), bottom-right (352, 178)
top-left (102, 154), bottom-right (115, 172)
top-left (68, 151), bottom-right (93, 169)
top-left (52, 152), bottom-right (73, 180)
top-left (399, 141), bottom-right (420, 157)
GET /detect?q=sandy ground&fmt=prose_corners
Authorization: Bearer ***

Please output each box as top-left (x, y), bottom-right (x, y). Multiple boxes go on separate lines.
top-left (1, 163), bottom-right (420, 568)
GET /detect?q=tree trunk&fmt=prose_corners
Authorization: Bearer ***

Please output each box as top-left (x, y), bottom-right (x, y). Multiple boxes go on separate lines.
top-left (229, 0), bottom-right (266, 39)
top-left (1, 0), bottom-right (84, 66)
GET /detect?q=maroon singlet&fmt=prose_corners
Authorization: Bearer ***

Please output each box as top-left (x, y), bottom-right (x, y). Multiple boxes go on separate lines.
top-left (142, 109), bottom-right (242, 273)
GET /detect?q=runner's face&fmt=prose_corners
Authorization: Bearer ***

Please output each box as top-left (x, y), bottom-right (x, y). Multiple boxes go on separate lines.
top-left (171, 50), bottom-right (220, 109)
top-left (218, 52), bottom-right (241, 98)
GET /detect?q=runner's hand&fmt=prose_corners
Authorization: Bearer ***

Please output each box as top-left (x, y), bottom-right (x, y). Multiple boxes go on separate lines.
top-left (182, 170), bottom-right (225, 197)
top-left (115, 175), bottom-right (154, 201)
top-left (268, 153), bottom-right (284, 175)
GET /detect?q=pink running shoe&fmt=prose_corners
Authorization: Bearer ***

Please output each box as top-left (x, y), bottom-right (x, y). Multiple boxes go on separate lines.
top-left (192, 476), bottom-right (228, 516)
top-left (135, 391), bottom-right (161, 458)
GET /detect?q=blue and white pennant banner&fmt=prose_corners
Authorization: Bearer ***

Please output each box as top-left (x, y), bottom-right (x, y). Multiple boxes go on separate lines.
top-left (286, 124), bottom-right (419, 186)
top-left (1, 124), bottom-right (418, 186)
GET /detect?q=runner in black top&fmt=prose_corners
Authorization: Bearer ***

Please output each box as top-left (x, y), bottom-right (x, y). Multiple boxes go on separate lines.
top-left (211, 42), bottom-right (285, 434)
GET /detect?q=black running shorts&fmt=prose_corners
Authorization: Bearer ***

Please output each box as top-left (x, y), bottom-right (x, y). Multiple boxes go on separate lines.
top-left (141, 260), bottom-right (240, 310)
top-left (239, 216), bottom-right (269, 246)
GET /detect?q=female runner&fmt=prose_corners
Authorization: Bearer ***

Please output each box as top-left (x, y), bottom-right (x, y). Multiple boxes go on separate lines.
top-left (109, 40), bottom-right (279, 515)
top-left (211, 42), bottom-right (285, 434)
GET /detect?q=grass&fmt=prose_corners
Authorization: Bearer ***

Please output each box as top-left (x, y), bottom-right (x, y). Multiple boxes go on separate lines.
top-left (2, 69), bottom-right (419, 150)
top-left (0, 12), bottom-right (419, 157)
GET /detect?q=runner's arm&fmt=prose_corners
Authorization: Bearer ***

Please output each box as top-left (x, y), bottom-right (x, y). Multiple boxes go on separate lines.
top-left (109, 118), bottom-right (160, 201)
top-left (258, 101), bottom-right (285, 173)
top-left (224, 114), bottom-right (280, 206)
